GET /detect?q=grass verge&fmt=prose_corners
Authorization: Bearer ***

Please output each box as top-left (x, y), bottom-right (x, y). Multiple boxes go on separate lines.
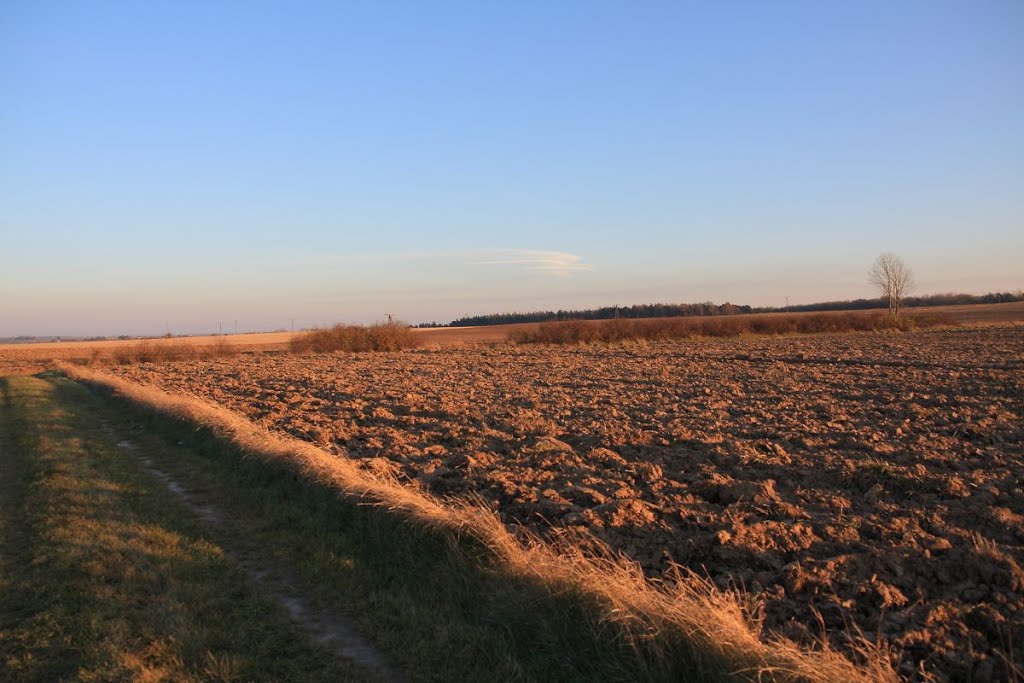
top-left (56, 363), bottom-right (899, 682)
top-left (0, 375), bottom-right (361, 681)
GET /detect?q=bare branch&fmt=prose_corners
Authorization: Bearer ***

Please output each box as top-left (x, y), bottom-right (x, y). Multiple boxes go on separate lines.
top-left (868, 253), bottom-right (914, 317)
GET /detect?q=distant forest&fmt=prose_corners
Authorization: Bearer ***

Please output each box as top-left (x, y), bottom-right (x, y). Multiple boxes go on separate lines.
top-left (430, 291), bottom-right (1023, 328)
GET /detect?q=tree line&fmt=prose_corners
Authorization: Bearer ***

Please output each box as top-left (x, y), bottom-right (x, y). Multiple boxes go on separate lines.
top-left (773, 290), bottom-right (1023, 314)
top-left (441, 290), bottom-right (1022, 327)
top-left (447, 302), bottom-right (754, 327)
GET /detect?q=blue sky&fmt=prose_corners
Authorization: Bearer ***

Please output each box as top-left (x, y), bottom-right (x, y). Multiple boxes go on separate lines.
top-left (2, 1), bottom-right (1022, 335)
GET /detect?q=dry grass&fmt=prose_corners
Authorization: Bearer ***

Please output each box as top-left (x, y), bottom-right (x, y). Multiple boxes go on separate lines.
top-left (97, 338), bottom-right (241, 365)
top-left (512, 312), bottom-right (951, 345)
top-left (290, 322), bottom-right (421, 353)
top-left (58, 362), bottom-right (898, 682)
top-left (0, 338), bottom-right (245, 370)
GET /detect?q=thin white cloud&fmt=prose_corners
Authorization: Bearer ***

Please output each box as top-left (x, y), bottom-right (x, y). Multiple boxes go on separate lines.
top-left (466, 249), bottom-right (592, 276)
top-left (314, 248), bottom-right (592, 277)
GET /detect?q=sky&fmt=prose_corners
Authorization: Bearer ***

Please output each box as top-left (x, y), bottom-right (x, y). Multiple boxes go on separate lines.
top-left (1, 1), bottom-right (1022, 336)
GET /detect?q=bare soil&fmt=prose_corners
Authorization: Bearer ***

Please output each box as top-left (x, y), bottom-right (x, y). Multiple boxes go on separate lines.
top-left (105, 325), bottom-right (1024, 681)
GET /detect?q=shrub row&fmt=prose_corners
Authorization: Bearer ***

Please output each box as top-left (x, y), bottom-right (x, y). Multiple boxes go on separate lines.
top-left (91, 338), bottom-right (240, 365)
top-left (512, 312), bottom-right (952, 345)
top-left (289, 322), bottom-right (421, 353)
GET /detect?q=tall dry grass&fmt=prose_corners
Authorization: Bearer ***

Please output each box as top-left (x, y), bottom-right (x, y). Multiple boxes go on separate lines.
top-left (58, 361), bottom-right (898, 682)
top-left (290, 322), bottom-right (421, 353)
top-left (86, 338), bottom-right (240, 365)
top-left (513, 312), bottom-right (951, 345)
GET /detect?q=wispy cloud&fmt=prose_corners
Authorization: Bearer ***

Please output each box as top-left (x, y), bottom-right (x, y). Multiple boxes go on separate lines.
top-left (466, 249), bottom-right (592, 276)
top-left (316, 248), bottom-right (593, 277)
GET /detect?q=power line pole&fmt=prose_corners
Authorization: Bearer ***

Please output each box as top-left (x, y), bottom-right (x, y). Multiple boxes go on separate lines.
top-left (218, 322), bottom-right (223, 336)
top-left (234, 320), bottom-right (238, 335)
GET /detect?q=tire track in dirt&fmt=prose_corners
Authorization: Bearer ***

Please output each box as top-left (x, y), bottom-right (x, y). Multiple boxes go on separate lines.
top-left (103, 428), bottom-right (404, 683)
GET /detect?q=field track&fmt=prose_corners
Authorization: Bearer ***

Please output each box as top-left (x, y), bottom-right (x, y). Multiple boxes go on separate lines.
top-left (0, 375), bottom-right (374, 680)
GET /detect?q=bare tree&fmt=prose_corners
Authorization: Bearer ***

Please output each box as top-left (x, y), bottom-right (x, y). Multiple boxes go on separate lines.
top-left (869, 253), bottom-right (914, 317)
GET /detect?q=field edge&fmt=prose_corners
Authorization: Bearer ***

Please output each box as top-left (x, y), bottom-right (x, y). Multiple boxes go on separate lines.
top-left (55, 362), bottom-right (899, 683)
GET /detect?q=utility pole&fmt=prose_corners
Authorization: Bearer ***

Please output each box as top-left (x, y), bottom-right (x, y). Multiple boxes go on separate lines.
top-left (386, 313), bottom-right (393, 324)
top-left (785, 296), bottom-right (790, 309)
top-left (218, 322), bottom-right (223, 336)
top-left (234, 320), bottom-right (238, 335)
top-left (290, 318), bottom-right (296, 332)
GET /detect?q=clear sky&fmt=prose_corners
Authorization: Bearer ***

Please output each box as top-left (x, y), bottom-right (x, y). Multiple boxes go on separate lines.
top-left (2, 1), bottom-right (1022, 336)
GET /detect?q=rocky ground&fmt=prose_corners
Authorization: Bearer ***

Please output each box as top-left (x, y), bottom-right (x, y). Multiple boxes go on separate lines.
top-left (109, 325), bottom-right (1024, 681)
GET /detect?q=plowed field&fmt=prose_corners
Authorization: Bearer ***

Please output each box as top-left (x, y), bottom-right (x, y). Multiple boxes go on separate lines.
top-left (109, 325), bottom-right (1023, 681)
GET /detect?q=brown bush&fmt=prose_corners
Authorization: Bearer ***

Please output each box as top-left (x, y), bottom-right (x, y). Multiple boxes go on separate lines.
top-left (512, 312), bottom-right (952, 345)
top-left (110, 342), bottom-right (198, 364)
top-left (85, 339), bottom-right (242, 366)
top-left (290, 322), bottom-right (421, 353)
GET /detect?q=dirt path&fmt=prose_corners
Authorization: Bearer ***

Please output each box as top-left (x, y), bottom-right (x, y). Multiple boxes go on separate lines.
top-left (127, 442), bottom-right (403, 681)
top-left (1, 372), bottom-right (404, 681)
top-left (88, 416), bottom-right (404, 682)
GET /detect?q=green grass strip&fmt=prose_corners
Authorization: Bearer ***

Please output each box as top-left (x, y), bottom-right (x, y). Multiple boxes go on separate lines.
top-left (0, 375), bottom-right (361, 682)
